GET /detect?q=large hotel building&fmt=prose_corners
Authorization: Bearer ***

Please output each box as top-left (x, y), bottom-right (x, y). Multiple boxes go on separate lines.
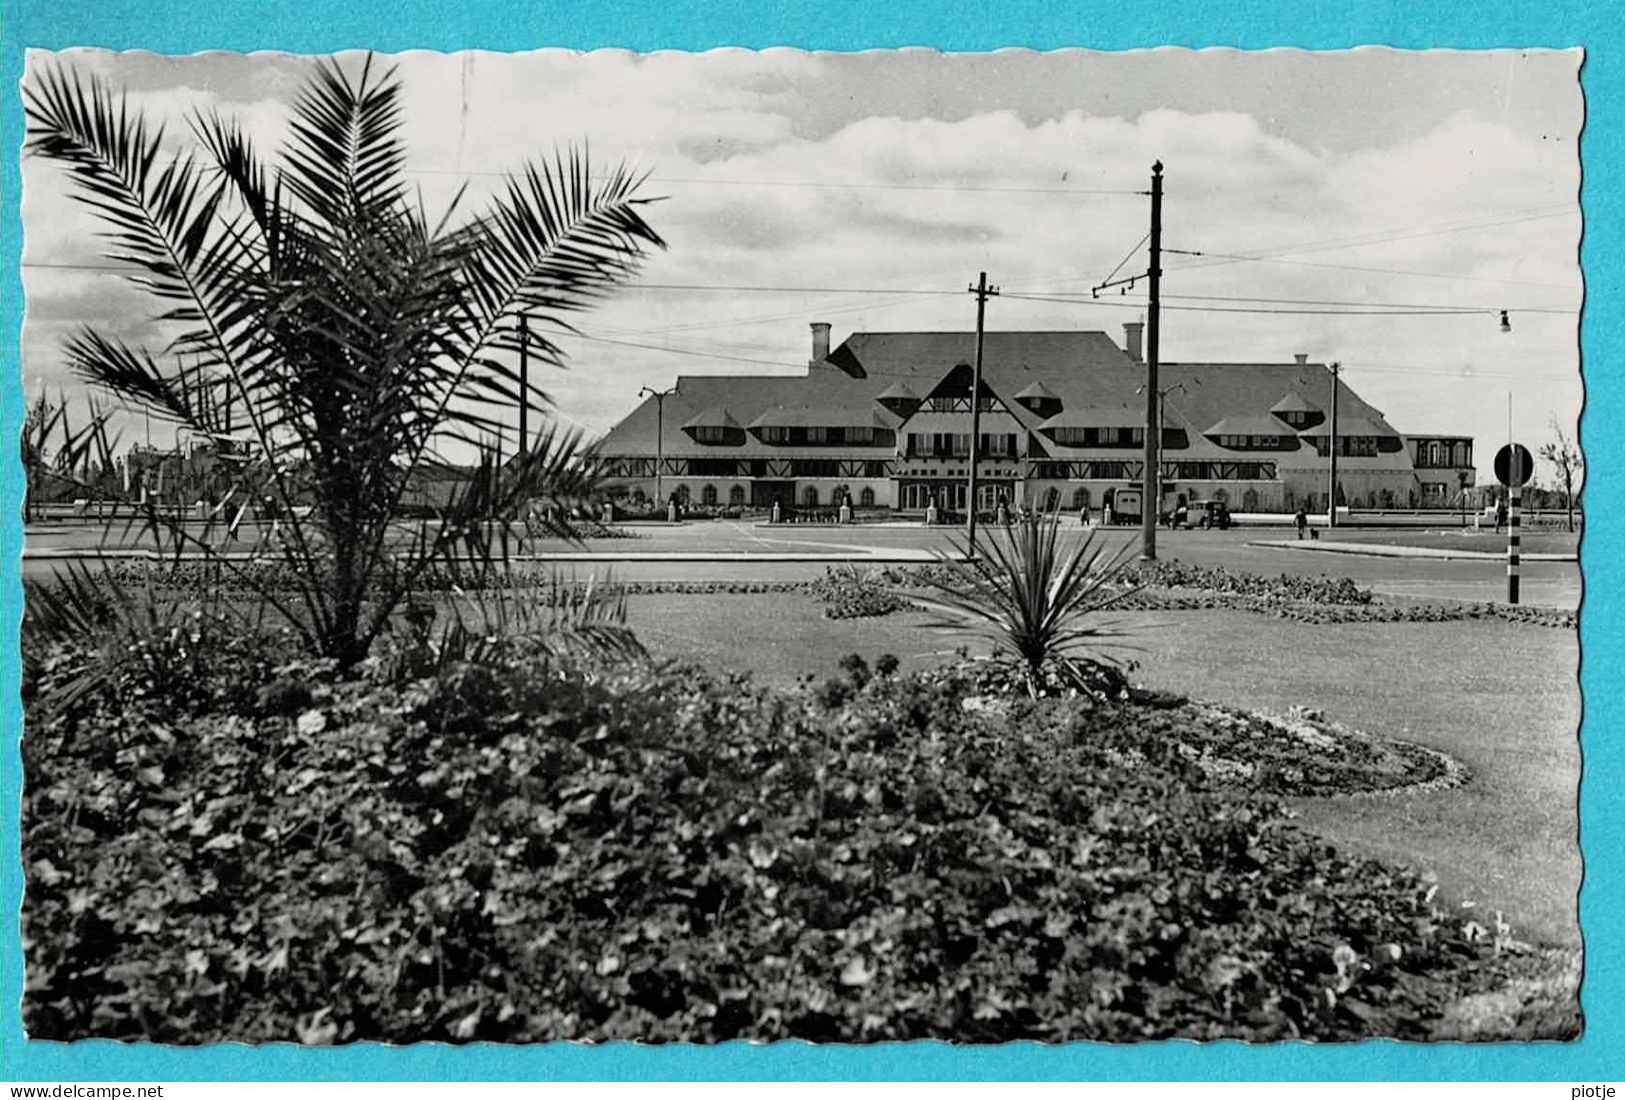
top-left (592, 322), bottom-right (1475, 516)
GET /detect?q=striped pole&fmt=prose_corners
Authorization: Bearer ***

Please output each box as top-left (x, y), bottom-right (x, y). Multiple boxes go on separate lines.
top-left (1508, 460), bottom-right (1522, 606)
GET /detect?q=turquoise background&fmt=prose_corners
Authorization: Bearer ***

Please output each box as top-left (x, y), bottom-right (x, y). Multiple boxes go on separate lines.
top-left (1, 0), bottom-right (1616, 1081)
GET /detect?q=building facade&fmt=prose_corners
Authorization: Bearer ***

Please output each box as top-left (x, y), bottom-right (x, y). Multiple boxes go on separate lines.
top-left (593, 323), bottom-right (1475, 515)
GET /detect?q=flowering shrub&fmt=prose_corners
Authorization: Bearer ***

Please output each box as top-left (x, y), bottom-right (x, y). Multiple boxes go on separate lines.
top-left (807, 566), bottom-right (914, 620)
top-left (23, 644), bottom-right (1572, 1044)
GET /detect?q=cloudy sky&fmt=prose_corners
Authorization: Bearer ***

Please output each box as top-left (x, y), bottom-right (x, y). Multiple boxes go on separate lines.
top-left (20, 47), bottom-right (1583, 479)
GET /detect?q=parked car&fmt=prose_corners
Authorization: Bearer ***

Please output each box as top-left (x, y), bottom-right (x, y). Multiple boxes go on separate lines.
top-left (1188, 499), bottom-right (1232, 530)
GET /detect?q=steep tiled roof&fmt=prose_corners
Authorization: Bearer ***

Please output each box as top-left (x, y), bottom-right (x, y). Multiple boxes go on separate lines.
top-left (597, 334), bottom-right (1411, 467)
top-left (746, 405), bottom-right (895, 430)
top-left (1040, 403), bottom-right (1144, 431)
top-left (1298, 415), bottom-right (1397, 438)
top-left (1161, 362), bottom-right (1400, 440)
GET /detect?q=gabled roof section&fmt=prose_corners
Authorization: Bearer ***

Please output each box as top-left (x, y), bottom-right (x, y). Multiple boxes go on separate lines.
top-left (875, 381), bottom-right (920, 402)
top-left (1203, 413), bottom-right (1299, 438)
top-left (1297, 415), bottom-right (1400, 438)
top-left (681, 405), bottom-right (740, 432)
top-left (1270, 392), bottom-right (1321, 415)
top-left (1015, 381), bottom-right (1059, 402)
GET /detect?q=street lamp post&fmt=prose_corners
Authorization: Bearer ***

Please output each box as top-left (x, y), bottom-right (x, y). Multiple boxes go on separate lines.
top-left (638, 385), bottom-right (678, 506)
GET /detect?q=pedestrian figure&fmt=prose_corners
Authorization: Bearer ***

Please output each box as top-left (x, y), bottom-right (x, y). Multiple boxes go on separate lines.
top-left (1495, 497), bottom-right (1508, 532)
top-left (1294, 506), bottom-right (1308, 540)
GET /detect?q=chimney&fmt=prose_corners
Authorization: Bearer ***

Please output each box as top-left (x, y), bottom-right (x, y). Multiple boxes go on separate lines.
top-left (1123, 321), bottom-right (1144, 363)
top-left (1294, 352), bottom-right (1309, 365)
top-left (810, 322), bottom-right (832, 364)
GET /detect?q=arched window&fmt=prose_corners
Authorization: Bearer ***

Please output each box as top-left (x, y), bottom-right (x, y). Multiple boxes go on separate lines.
top-left (1242, 488), bottom-right (1259, 512)
top-left (1043, 487), bottom-right (1061, 511)
top-left (803, 485), bottom-right (820, 506)
top-left (728, 484), bottom-right (746, 506)
top-left (701, 483), bottom-right (718, 506)
top-left (1213, 488), bottom-right (1229, 504)
top-left (675, 484), bottom-right (690, 504)
top-left (859, 487), bottom-right (875, 507)
top-left (631, 489), bottom-right (647, 506)
top-left (1072, 487), bottom-right (1091, 511)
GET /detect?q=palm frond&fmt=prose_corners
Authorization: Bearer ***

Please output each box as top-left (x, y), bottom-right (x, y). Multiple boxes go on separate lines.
top-left (23, 65), bottom-right (266, 359)
top-left (280, 54), bottom-right (407, 228)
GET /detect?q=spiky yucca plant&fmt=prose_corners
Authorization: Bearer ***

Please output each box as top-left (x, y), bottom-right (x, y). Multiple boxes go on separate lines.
top-left (24, 55), bottom-right (663, 667)
top-left (910, 510), bottom-right (1142, 698)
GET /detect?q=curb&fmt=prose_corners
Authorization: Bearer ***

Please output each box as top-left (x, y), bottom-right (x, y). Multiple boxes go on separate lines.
top-left (22, 547), bottom-right (943, 565)
top-left (1248, 540), bottom-right (1577, 563)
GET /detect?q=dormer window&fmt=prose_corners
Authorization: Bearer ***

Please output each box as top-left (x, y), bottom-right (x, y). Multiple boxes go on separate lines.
top-left (1014, 381), bottom-right (1061, 419)
top-left (875, 381), bottom-right (922, 416)
top-left (1269, 393), bottom-right (1324, 430)
top-left (1050, 426), bottom-right (1144, 448)
top-left (1216, 433), bottom-right (1295, 451)
top-left (682, 406), bottom-right (745, 446)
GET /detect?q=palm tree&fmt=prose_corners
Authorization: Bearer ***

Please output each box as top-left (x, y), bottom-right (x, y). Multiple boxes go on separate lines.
top-left (24, 55), bottom-right (664, 667)
top-left (910, 508), bottom-right (1141, 698)
top-left (21, 391), bottom-right (65, 525)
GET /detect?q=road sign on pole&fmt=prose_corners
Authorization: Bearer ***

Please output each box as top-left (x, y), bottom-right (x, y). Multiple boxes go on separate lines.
top-left (1496, 443), bottom-right (1531, 604)
top-left (1495, 443), bottom-right (1534, 488)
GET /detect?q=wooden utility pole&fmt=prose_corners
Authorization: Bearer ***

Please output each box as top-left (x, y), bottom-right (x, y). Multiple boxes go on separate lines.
top-left (966, 271), bottom-right (999, 557)
top-left (1327, 361), bottom-right (1341, 528)
top-left (1140, 161), bottom-right (1164, 561)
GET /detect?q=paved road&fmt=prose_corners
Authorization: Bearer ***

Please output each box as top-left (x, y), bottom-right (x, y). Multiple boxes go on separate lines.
top-left (571, 521), bottom-right (1580, 610)
top-left (22, 517), bottom-right (1581, 610)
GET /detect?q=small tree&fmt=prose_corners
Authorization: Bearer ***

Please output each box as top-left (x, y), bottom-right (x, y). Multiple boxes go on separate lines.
top-left (1538, 418), bottom-right (1582, 533)
top-left (25, 55), bottom-right (664, 667)
top-left (909, 508), bottom-right (1141, 698)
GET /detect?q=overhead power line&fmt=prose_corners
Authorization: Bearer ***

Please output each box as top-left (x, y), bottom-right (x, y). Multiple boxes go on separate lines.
top-left (1000, 291), bottom-right (1576, 318)
top-left (556, 331), bottom-right (806, 370)
top-left (1162, 250), bottom-right (1579, 292)
top-left (557, 326), bottom-right (1576, 386)
top-left (1016, 288), bottom-right (1578, 314)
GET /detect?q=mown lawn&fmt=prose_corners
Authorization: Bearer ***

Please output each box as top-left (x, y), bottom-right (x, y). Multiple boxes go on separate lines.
top-left (625, 593), bottom-right (1581, 948)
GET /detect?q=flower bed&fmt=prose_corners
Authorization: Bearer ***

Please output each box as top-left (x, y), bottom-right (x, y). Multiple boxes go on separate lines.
top-left (934, 660), bottom-right (1463, 799)
top-left (807, 560), bottom-right (1576, 630)
top-left (1125, 560), bottom-right (1373, 605)
top-left (23, 643), bottom-right (1569, 1044)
